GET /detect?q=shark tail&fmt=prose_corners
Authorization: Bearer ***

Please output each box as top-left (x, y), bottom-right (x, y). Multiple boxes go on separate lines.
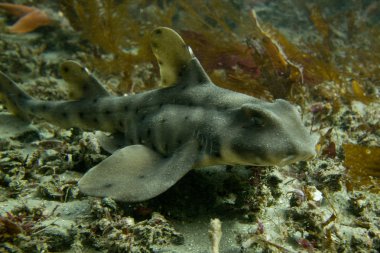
top-left (0, 71), bottom-right (32, 121)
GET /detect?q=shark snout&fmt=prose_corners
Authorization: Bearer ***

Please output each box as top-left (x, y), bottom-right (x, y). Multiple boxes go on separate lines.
top-left (278, 149), bottom-right (315, 166)
top-left (296, 148), bottom-right (317, 162)
top-left (279, 135), bottom-right (318, 166)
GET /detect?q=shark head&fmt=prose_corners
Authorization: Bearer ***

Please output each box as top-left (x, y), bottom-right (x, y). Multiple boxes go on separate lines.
top-left (222, 98), bottom-right (319, 166)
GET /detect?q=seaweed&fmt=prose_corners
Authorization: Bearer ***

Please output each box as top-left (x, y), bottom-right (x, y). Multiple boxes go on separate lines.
top-left (59, 1), bottom-right (307, 100)
top-left (304, 3), bottom-right (379, 104)
top-left (351, 80), bottom-right (376, 105)
top-left (0, 206), bottom-right (47, 244)
top-left (343, 144), bottom-right (380, 192)
top-left (60, 0), bottom-right (158, 93)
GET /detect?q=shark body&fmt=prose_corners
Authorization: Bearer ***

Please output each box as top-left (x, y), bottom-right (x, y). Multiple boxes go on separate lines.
top-left (0, 27), bottom-right (318, 202)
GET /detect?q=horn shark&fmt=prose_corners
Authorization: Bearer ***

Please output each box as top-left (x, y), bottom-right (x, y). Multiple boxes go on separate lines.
top-left (0, 27), bottom-right (318, 202)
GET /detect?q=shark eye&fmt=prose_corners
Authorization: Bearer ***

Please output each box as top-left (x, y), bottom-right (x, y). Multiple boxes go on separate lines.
top-left (249, 114), bottom-right (264, 126)
top-left (240, 104), bottom-right (266, 127)
top-left (241, 114), bottom-right (265, 129)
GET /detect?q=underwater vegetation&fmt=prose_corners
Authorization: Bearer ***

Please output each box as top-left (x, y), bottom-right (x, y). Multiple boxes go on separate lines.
top-left (60, 0), bottom-right (303, 99)
top-left (58, 0), bottom-right (379, 105)
top-left (344, 144), bottom-right (380, 192)
top-left (60, 0), bottom-right (159, 93)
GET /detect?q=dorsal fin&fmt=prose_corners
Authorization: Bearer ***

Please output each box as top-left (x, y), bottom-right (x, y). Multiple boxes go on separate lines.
top-left (150, 27), bottom-right (211, 86)
top-left (59, 61), bottom-right (109, 100)
top-left (0, 71), bottom-right (31, 121)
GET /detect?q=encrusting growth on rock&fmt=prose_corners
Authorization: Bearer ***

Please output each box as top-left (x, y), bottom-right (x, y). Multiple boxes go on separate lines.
top-left (209, 218), bottom-right (222, 253)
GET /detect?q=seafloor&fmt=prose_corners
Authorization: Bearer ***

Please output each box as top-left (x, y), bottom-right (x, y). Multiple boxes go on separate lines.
top-left (0, 0), bottom-right (379, 253)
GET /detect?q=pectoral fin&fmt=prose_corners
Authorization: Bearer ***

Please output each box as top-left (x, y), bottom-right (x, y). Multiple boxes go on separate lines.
top-left (78, 140), bottom-right (199, 202)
